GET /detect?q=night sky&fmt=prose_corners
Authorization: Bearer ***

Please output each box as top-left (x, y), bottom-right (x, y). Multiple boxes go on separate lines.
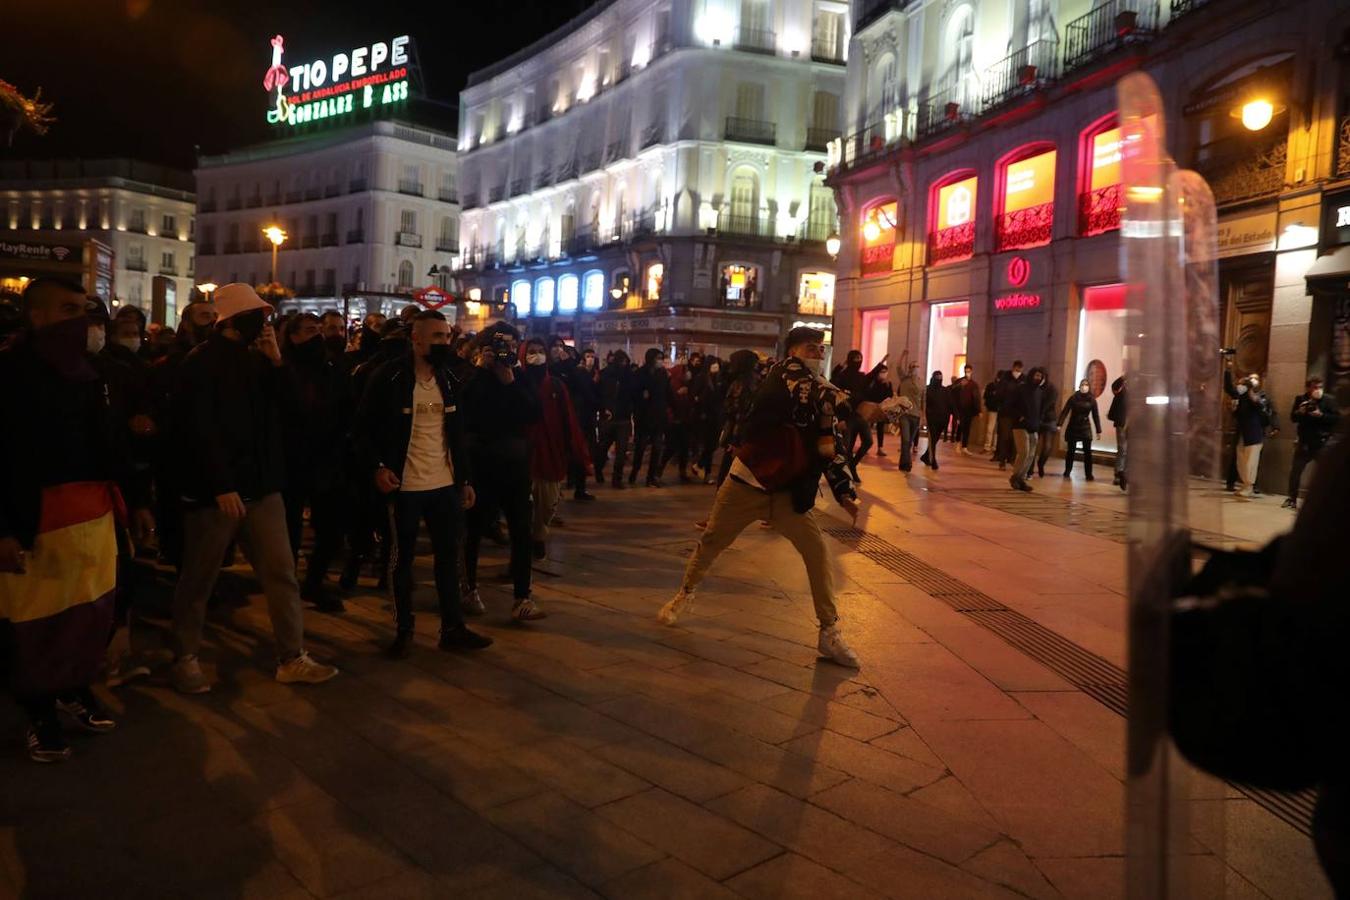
top-left (5, 0), bottom-right (594, 171)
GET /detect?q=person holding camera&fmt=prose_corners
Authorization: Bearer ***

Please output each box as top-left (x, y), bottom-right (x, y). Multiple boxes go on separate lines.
top-left (1284, 377), bottom-right (1339, 510)
top-left (1223, 361), bottom-right (1277, 500)
top-left (352, 310), bottom-right (493, 658)
top-left (460, 323), bottom-right (545, 621)
top-left (167, 284), bottom-right (338, 694)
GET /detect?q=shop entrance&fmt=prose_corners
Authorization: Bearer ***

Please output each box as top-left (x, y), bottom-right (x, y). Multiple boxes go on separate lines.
top-left (860, 308), bottom-right (889, 370)
top-left (1076, 284), bottom-right (1128, 452)
top-left (926, 301), bottom-right (969, 378)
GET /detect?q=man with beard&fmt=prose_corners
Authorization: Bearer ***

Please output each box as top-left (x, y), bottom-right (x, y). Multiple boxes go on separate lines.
top-left (522, 338), bottom-right (593, 559)
top-left (168, 284), bottom-right (338, 694)
top-left (318, 310), bottom-right (349, 362)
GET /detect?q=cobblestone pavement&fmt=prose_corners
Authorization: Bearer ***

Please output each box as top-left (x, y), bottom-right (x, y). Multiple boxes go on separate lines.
top-left (0, 449), bottom-right (1326, 899)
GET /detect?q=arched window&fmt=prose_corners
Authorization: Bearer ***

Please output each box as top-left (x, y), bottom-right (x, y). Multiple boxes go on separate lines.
top-left (939, 7), bottom-right (975, 109)
top-left (583, 269), bottom-right (605, 311)
top-left (1079, 114), bottom-right (1121, 236)
top-left (860, 197), bottom-right (899, 277)
top-left (510, 278), bottom-right (532, 316)
top-left (397, 259), bottom-right (414, 288)
top-left (928, 170), bottom-right (978, 265)
top-left (995, 143), bottom-right (1056, 251)
top-left (558, 274), bottom-right (579, 313)
top-left (534, 277), bottom-right (556, 315)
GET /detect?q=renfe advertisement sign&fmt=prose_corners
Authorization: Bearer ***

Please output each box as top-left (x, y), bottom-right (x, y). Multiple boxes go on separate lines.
top-left (264, 33), bottom-right (411, 127)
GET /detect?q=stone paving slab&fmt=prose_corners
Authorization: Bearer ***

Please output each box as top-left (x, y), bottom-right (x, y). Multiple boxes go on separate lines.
top-left (0, 470), bottom-right (1327, 898)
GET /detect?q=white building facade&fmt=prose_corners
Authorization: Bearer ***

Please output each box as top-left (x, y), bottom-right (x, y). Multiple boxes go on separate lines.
top-left (457, 0), bottom-right (850, 358)
top-left (195, 120), bottom-right (462, 317)
top-left (0, 159), bottom-right (196, 324)
top-left (828, 0), bottom-right (1350, 493)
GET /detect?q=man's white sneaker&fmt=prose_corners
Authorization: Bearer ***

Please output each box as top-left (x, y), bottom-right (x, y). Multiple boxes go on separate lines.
top-left (657, 589), bottom-right (695, 626)
top-left (818, 625), bottom-right (861, 669)
top-left (512, 598), bottom-right (547, 622)
top-left (275, 651), bottom-right (339, 685)
top-left (461, 588), bottom-right (486, 617)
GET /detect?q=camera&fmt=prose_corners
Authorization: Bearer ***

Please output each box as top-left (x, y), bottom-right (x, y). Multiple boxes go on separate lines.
top-left (491, 332), bottom-right (517, 365)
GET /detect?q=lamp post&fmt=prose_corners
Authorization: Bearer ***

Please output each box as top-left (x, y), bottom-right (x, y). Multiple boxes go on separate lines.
top-left (263, 226), bottom-right (287, 282)
top-left (195, 281), bottom-right (218, 303)
top-left (825, 232), bottom-right (841, 259)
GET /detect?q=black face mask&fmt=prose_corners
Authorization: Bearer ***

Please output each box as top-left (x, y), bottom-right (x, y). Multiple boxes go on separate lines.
top-left (847, 358), bottom-right (862, 369)
top-left (360, 326), bottom-right (381, 350)
top-left (231, 309), bottom-right (267, 345)
top-left (33, 314), bottom-right (97, 382)
top-left (290, 334), bottom-right (326, 365)
top-left (425, 344), bottom-right (452, 367)
top-left (323, 335), bottom-right (347, 355)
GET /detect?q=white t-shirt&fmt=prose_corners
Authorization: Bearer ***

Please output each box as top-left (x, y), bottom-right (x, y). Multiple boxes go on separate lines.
top-left (400, 377), bottom-right (454, 492)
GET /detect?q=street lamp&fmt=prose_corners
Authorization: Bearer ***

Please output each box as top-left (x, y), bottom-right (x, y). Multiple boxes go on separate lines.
top-left (825, 232), bottom-right (841, 258)
top-left (196, 281), bottom-right (218, 302)
top-left (263, 226), bottom-right (287, 282)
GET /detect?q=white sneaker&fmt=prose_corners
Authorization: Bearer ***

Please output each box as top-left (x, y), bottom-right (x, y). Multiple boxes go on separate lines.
top-left (275, 651), bottom-right (339, 685)
top-left (657, 589), bottom-right (695, 626)
top-left (171, 655), bottom-right (211, 694)
top-left (461, 588), bottom-right (486, 617)
top-left (512, 598), bottom-right (547, 622)
top-left (818, 624), bottom-right (861, 669)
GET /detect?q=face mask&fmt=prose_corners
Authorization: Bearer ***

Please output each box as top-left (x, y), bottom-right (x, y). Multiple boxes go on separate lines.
top-left (582, 357), bottom-right (595, 370)
top-left (1312, 388), bottom-right (1324, 400)
top-left (1079, 385), bottom-right (1090, 394)
top-left (426, 344), bottom-right (453, 366)
top-left (34, 315), bottom-right (97, 381)
top-left (549, 348), bottom-right (564, 362)
top-left (116, 336), bottom-right (142, 353)
top-left (291, 334), bottom-right (326, 364)
top-left (1249, 380), bottom-right (1260, 391)
top-left (86, 325), bottom-right (106, 354)
top-left (1236, 384), bottom-right (1248, 395)
top-left (231, 309), bottom-right (267, 345)
top-left (324, 335), bottom-right (347, 354)
top-left (803, 358), bottom-right (825, 376)
top-left (709, 364), bottom-right (720, 374)
top-left (526, 352), bottom-right (547, 366)
top-left (1013, 370), bottom-right (1023, 379)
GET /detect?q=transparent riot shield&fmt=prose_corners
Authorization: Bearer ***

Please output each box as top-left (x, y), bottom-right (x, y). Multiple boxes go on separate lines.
top-left (1119, 72), bottom-right (1224, 898)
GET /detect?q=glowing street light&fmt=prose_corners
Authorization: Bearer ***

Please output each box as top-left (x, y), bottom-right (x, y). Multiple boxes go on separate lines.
top-left (825, 232), bottom-right (842, 258)
top-left (862, 219), bottom-right (881, 242)
top-left (1237, 98), bottom-right (1274, 131)
top-left (196, 281), bottom-right (218, 301)
top-left (263, 225), bottom-right (287, 282)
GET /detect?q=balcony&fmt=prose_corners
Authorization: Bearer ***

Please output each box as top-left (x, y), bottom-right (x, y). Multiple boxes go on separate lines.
top-left (226, 196), bottom-right (242, 211)
top-left (981, 39), bottom-right (1059, 113)
top-left (640, 124), bottom-right (664, 150)
top-left (567, 232), bottom-right (599, 256)
top-left (125, 259), bottom-right (147, 272)
top-left (221, 242), bottom-right (240, 255)
top-left (398, 181), bottom-right (424, 197)
top-left (395, 231), bottom-right (423, 248)
top-left (159, 265), bottom-right (178, 276)
top-left (462, 193), bottom-right (481, 209)
top-left (265, 192), bottom-right (281, 205)
top-left (305, 187), bottom-right (321, 201)
top-left (245, 193), bottom-right (263, 208)
top-left (435, 239), bottom-right (459, 253)
top-left (286, 191), bottom-right (303, 203)
top-left (995, 202), bottom-right (1054, 252)
top-left (734, 27), bottom-right (776, 55)
top-left (242, 238), bottom-right (260, 253)
top-left (324, 184), bottom-right (341, 198)
top-left (556, 157), bottom-right (579, 182)
top-left (349, 178), bottom-right (368, 193)
top-left (604, 139), bottom-right (629, 163)
top-left (581, 152), bottom-right (602, 173)
top-left (805, 126), bottom-right (841, 152)
top-left (301, 235), bottom-right (318, 249)
top-left (717, 211), bottom-right (773, 238)
top-left (438, 189), bottom-right (459, 203)
top-left (725, 116), bottom-right (776, 146)
top-left (509, 178), bottom-right (527, 197)
top-left (837, 118), bottom-right (907, 168)
top-left (800, 218), bottom-right (835, 243)
top-left (810, 37), bottom-right (846, 65)
top-left (1338, 117), bottom-right (1350, 177)
top-left (856, 0), bottom-right (909, 32)
top-left (1063, 0), bottom-right (1159, 74)
top-left (915, 77), bottom-right (969, 141)
top-left (1196, 140), bottom-right (1287, 206)
top-left (928, 222), bottom-right (976, 265)
top-left (1079, 184), bottom-right (1122, 236)
top-left (126, 221), bottom-right (147, 235)
top-left (198, 243), bottom-right (217, 256)
top-left (199, 200), bottom-right (217, 213)
top-left (488, 185), bottom-right (505, 203)
top-left (346, 229), bottom-right (365, 244)
top-left (320, 232), bottom-right (338, 247)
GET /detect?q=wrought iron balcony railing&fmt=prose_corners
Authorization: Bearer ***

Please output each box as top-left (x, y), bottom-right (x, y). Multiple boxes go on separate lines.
top-left (346, 229), bottom-right (365, 244)
top-left (349, 178), bottom-right (368, 193)
top-left (717, 211), bottom-right (773, 238)
top-left (1338, 117), bottom-right (1350, 177)
top-left (461, 193), bottom-right (480, 209)
top-left (1062, 0), bottom-right (1159, 74)
top-left (320, 233), bottom-right (338, 247)
top-left (810, 37), bottom-right (846, 65)
top-left (1079, 184), bottom-right (1122, 236)
top-left (805, 126), bottom-right (842, 152)
top-left (395, 231), bottom-right (423, 248)
top-left (734, 27), bottom-right (776, 55)
top-left (981, 39), bottom-right (1059, 112)
top-left (725, 116), bottom-right (776, 146)
top-left (1196, 141), bottom-right (1287, 206)
top-left (398, 181), bottom-right (424, 197)
top-left (928, 222), bottom-right (976, 265)
top-left (856, 0), bottom-right (909, 32)
top-left (995, 202), bottom-right (1054, 252)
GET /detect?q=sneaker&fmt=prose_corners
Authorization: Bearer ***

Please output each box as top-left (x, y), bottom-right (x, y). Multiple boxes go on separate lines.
top-left (106, 652), bottom-right (151, 688)
top-left (512, 598), bottom-right (547, 622)
top-left (171, 655), bottom-right (211, 694)
top-left (385, 632), bottom-right (413, 659)
top-left (876, 449), bottom-right (888, 457)
top-left (275, 651), bottom-right (339, 685)
top-left (462, 588), bottom-right (486, 617)
top-left (694, 519), bottom-right (709, 529)
top-left (657, 588), bottom-right (695, 626)
top-left (532, 540), bottom-right (547, 560)
top-left (818, 624), bottom-right (861, 669)
top-left (1281, 497), bottom-right (1297, 510)
top-left (1085, 474), bottom-right (1095, 482)
top-left (56, 696), bottom-right (116, 733)
top-left (573, 491), bottom-right (597, 502)
top-left (26, 724), bottom-right (71, 764)
top-left (439, 626), bottom-right (494, 651)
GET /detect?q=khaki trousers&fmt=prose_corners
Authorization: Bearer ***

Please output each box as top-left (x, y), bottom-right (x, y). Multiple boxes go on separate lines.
top-left (1235, 442), bottom-right (1263, 496)
top-left (531, 478), bottom-right (563, 541)
top-left (680, 478), bottom-right (838, 627)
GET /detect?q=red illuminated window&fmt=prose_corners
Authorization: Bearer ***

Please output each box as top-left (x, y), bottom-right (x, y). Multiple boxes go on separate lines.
top-left (928, 172), bottom-right (977, 266)
top-left (1079, 115), bottom-right (1122, 236)
top-left (995, 145), bottom-right (1055, 252)
top-left (860, 199), bottom-right (898, 277)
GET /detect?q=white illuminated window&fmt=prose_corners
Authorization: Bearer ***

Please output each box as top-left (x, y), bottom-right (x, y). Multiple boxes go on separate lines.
top-left (535, 276), bottom-right (556, 315)
top-left (511, 279), bottom-right (532, 316)
top-left (583, 270), bottom-right (605, 311)
top-left (557, 274), bottom-right (579, 313)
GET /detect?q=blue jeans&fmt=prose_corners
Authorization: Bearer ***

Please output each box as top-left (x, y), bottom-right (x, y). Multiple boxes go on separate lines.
top-left (898, 417), bottom-right (920, 469)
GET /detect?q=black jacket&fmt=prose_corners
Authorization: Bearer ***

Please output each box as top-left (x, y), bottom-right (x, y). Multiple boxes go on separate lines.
top-left (458, 364), bottom-right (542, 462)
top-left (598, 362), bottom-right (636, 420)
top-left (172, 333), bottom-right (291, 505)
top-left (951, 377), bottom-right (981, 414)
top-left (1005, 370), bottom-right (1049, 432)
top-left (352, 355), bottom-right (471, 487)
top-left (633, 364), bottom-right (671, 429)
top-left (1290, 392), bottom-right (1339, 451)
top-left (1224, 370), bottom-right (1275, 446)
top-left (984, 379), bottom-right (1004, 413)
top-left (1107, 376), bottom-right (1127, 428)
top-left (922, 381), bottom-right (952, 424)
top-left (1057, 390), bottom-right (1103, 441)
top-left (282, 349), bottom-right (353, 490)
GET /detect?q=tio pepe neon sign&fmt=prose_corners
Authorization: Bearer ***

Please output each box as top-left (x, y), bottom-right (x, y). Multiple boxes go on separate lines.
top-left (264, 34), bottom-right (411, 127)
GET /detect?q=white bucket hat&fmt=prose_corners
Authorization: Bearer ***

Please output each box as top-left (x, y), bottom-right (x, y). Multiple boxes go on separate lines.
top-left (213, 283), bottom-right (273, 322)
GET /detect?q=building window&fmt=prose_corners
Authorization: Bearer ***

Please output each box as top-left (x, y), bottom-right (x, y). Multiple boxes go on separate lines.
top-left (162, 214), bottom-right (177, 237)
top-left (926, 301), bottom-right (970, 380)
top-left (611, 270), bottom-right (633, 308)
top-left (995, 145), bottom-right (1055, 252)
top-left (1080, 116), bottom-right (1122, 236)
top-left (400, 209), bottom-right (417, 234)
top-left (511, 278), bottom-right (532, 316)
top-left (583, 270), bottom-right (605, 311)
top-left (128, 208), bottom-right (146, 233)
top-left (397, 260), bottom-right (414, 289)
top-left (438, 216), bottom-right (456, 251)
top-left (557, 274), bottom-right (579, 313)
top-left (535, 277), bottom-right (556, 315)
top-left (1075, 284), bottom-right (1126, 452)
top-left (645, 263), bottom-right (665, 302)
top-left (860, 199), bottom-right (898, 276)
top-left (798, 271), bottom-right (835, 316)
top-left (160, 251), bottom-right (176, 274)
top-left (860, 308), bottom-right (889, 371)
top-left (929, 172), bottom-right (977, 265)
top-left (720, 263), bottom-right (759, 308)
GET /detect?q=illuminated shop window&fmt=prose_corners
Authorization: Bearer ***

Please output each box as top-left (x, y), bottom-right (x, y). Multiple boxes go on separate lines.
top-left (645, 263), bottom-right (664, 302)
top-left (534, 277), bottom-right (555, 315)
top-left (926, 301), bottom-right (970, 379)
top-left (797, 271), bottom-right (835, 316)
top-left (510, 278), bottom-right (531, 316)
top-left (1075, 283), bottom-right (1127, 452)
top-left (996, 147), bottom-right (1055, 251)
top-left (1080, 118), bottom-right (1122, 236)
top-left (929, 174), bottom-right (977, 265)
top-left (611, 270), bottom-right (633, 308)
top-left (721, 263), bottom-right (759, 309)
top-left (557, 274), bottom-right (579, 313)
top-left (582, 270), bottom-right (605, 311)
top-left (860, 200), bottom-right (898, 277)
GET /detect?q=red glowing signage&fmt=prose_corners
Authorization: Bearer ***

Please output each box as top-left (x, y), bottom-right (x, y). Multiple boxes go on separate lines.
top-left (264, 33), bottom-right (411, 127)
top-left (994, 293), bottom-right (1041, 311)
top-left (1007, 256), bottom-right (1030, 287)
top-left (861, 201), bottom-right (899, 277)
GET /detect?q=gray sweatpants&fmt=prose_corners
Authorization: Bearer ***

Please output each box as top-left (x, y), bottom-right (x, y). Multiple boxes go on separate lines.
top-left (172, 492), bottom-right (305, 661)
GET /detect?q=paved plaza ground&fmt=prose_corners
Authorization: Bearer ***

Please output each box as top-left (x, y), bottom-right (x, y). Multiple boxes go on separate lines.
top-left (0, 446), bottom-right (1329, 899)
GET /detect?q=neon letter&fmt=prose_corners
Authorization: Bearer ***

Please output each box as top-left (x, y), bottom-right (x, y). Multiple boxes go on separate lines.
top-left (371, 42), bottom-right (388, 71)
top-left (310, 59), bottom-right (327, 88)
top-left (391, 36), bottom-right (409, 65)
top-left (289, 64), bottom-right (307, 92)
top-left (351, 47), bottom-right (368, 76)
top-left (331, 53), bottom-right (349, 82)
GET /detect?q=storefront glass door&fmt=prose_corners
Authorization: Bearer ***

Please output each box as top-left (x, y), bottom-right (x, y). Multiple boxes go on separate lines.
top-left (927, 301), bottom-right (970, 379)
top-left (860, 308), bottom-right (889, 371)
top-left (1076, 284), bottom-right (1127, 452)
